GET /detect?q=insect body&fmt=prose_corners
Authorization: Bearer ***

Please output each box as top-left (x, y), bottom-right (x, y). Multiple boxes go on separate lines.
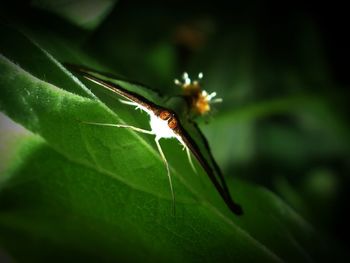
top-left (66, 64), bottom-right (242, 215)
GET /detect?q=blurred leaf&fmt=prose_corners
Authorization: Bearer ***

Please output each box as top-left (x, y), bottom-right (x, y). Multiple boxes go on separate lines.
top-left (0, 113), bottom-right (32, 181)
top-left (31, 0), bottom-right (117, 30)
top-left (0, 27), bottom-right (331, 262)
top-left (201, 96), bottom-right (308, 170)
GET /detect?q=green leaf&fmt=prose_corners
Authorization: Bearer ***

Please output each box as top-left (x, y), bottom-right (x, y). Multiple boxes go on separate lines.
top-left (0, 26), bottom-right (330, 262)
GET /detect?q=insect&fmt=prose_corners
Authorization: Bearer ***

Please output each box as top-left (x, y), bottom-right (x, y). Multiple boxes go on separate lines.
top-left (66, 64), bottom-right (243, 216)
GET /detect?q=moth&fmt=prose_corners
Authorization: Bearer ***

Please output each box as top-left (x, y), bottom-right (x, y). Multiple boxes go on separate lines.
top-left (66, 64), bottom-right (243, 215)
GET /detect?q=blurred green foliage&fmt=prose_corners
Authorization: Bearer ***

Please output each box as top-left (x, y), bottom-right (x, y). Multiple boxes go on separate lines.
top-left (0, 0), bottom-right (349, 262)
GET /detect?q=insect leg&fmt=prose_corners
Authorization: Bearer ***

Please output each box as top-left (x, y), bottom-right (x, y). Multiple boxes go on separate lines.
top-left (81, 121), bottom-right (154, 134)
top-left (155, 137), bottom-right (175, 214)
top-left (177, 136), bottom-right (197, 174)
top-left (118, 99), bottom-right (138, 107)
top-left (119, 99), bottom-right (147, 113)
top-left (185, 146), bottom-right (197, 174)
top-left (113, 124), bottom-right (154, 134)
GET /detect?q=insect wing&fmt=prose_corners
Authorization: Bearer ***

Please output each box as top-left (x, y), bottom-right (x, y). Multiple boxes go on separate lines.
top-left (177, 116), bottom-right (243, 215)
top-left (65, 64), bottom-right (167, 109)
